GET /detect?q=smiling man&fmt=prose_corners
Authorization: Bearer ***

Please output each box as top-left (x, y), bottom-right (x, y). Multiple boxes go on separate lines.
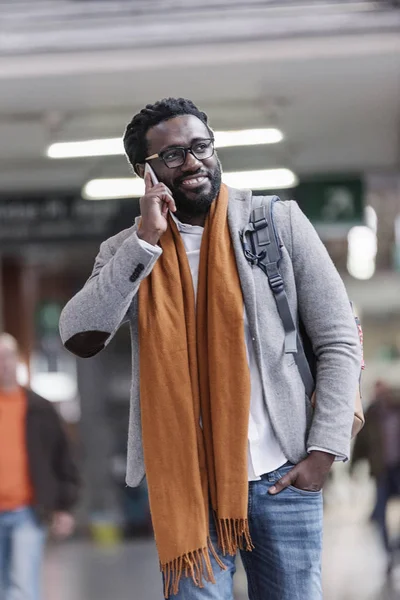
top-left (59, 98), bottom-right (361, 600)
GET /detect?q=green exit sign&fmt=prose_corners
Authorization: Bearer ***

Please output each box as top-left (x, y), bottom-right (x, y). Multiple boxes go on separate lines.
top-left (254, 175), bottom-right (364, 239)
top-left (294, 176), bottom-right (364, 227)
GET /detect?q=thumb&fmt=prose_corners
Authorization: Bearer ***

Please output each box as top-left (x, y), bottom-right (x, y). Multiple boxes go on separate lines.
top-left (268, 471), bottom-right (296, 495)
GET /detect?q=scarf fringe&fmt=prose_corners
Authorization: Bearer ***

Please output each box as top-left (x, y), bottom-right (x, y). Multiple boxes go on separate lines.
top-left (215, 517), bottom-right (254, 556)
top-left (161, 539), bottom-right (226, 598)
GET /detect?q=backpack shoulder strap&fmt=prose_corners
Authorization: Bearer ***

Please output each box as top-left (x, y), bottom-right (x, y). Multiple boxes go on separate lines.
top-left (249, 195), bottom-right (283, 264)
top-left (241, 195), bottom-right (315, 398)
top-left (243, 195), bottom-right (296, 350)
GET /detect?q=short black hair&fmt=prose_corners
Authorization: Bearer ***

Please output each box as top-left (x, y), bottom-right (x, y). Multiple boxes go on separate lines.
top-left (123, 98), bottom-right (212, 174)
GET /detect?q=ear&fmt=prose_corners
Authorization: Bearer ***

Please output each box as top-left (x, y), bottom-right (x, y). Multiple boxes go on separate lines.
top-left (135, 163), bottom-right (145, 179)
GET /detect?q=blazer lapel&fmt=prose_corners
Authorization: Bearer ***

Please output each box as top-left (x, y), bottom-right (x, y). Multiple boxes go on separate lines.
top-left (227, 186), bottom-right (259, 341)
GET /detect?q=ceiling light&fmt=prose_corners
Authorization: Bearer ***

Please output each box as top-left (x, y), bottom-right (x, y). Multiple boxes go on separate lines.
top-left (47, 128), bottom-right (284, 159)
top-left (82, 178), bottom-right (145, 200)
top-left (82, 168), bottom-right (298, 200)
top-left (47, 138), bottom-right (123, 159)
top-left (347, 256), bottom-right (376, 281)
top-left (222, 168), bottom-right (297, 190)
top-left (214, 128), bottom-right (284, 148)
top-left (347, 225), bottom-right (377, 280)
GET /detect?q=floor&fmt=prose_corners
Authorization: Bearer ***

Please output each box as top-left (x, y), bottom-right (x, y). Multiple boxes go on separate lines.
top-left (43, 468), bottom-right (400, 600)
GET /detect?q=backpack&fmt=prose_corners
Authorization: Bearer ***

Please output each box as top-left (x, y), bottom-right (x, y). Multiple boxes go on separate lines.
top-left (240, 196), bottom-right (365, 438)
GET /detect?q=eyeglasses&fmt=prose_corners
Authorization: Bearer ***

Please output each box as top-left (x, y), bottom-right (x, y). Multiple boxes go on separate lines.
top-left (145, 138), bottom-right (215, 169)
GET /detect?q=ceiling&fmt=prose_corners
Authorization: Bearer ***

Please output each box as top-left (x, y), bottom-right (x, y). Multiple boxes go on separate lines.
top-left (0, 0), bottom-right (399, 192)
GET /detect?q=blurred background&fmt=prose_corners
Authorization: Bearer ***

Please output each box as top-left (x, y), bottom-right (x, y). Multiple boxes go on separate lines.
top-left (0, 0), bottom-right (400, 598)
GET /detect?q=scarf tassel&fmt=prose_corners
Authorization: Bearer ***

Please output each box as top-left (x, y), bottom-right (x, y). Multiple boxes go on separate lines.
top-left (161, 538), bottom-right (226, 598)
top-left (215, 517), bottom-right (254, 556)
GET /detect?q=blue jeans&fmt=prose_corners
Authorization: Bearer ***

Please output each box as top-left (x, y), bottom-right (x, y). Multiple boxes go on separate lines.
top-left (170, 462), bottom-right (323, 600)
top-left (0, 507), bottom-right (46, 600)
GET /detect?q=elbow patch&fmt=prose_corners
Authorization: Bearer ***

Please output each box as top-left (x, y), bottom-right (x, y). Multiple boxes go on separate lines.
top-left (64, 331), bottom-right (110, 358)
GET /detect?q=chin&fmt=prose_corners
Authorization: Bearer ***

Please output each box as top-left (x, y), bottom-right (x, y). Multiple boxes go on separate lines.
top-left (174, 173), bottom-right (221, 216)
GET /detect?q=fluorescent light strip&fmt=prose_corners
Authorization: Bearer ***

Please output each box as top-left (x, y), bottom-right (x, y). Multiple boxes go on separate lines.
top-left (215, 128), bottom-right (283, 148)
top-left (47, 128), bottom-right (284, 159)
top-left (82, 169), bottom-right (298, 200)
top-left (47, 138), bottom-right (124, 159)
top-left (83, 177), bottom-right (144, 200)
top-left (223, 169), bottom-right (297, 190)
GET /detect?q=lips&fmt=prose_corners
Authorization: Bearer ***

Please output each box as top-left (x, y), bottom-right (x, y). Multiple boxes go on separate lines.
top-left (179, 175), bottom-right (209, 188)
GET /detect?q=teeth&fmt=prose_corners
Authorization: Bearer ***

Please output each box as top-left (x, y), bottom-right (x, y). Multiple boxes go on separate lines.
top-left (182, 176), bottom-right (206, 186)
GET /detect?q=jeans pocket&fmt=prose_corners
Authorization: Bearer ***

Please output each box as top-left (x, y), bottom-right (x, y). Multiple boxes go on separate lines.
top-left (287, 485), bottom-right (322, 496)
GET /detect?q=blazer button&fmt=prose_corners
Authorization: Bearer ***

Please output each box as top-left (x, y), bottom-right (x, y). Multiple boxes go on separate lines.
top-left (129, 263), bottom-right (145, 283)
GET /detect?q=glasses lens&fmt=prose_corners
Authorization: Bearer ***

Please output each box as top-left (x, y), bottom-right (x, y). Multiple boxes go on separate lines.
top-left (192, 140), bottom-right (214, 160)
top-left (163, 148), bottom-right (185, 168)
top-left (161, 140), bottom-right (214, 168)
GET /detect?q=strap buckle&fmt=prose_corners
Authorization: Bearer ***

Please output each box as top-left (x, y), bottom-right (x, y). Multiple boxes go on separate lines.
top-left (268, 272), bottom-right (284, 293)
top-left (240, 226), bottom-right (267, 266)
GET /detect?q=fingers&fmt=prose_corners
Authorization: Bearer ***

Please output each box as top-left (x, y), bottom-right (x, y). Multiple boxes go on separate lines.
top-left (161, 202), bottom-right (169, 218)
top-left (145, 183), bottom-right (176, 213)
top-left (160, 190), bottom-right (176, 214)
top-left (268, 470), bottom-right (296, 495)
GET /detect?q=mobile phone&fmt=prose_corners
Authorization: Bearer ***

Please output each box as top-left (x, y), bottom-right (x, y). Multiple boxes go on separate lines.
top-left (144, 162), bottom-right (170, 216)
top-left (144, 162), bottom-right (159, 186)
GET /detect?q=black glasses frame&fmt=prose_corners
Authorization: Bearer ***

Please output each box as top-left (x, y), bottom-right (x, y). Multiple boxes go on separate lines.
top-left (145, 138), bottom-right (215, 169)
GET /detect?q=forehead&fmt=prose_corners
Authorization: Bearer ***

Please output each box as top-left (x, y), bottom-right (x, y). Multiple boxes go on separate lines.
top-left (146, 115), bottom-right (210, 153)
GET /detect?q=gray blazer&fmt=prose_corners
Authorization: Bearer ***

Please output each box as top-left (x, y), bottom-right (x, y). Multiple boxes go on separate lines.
top-left (59, 186), bottom-right (361, 487)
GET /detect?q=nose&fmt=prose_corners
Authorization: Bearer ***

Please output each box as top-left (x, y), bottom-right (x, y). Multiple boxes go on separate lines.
top-left (181, 150), bottom-right (202, 172)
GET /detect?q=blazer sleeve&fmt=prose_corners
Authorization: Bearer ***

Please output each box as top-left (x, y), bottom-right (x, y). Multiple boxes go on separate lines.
top-left (288, 201), bottom-right (362, 460)
top-left (59, 228), bottom-right (162, 358)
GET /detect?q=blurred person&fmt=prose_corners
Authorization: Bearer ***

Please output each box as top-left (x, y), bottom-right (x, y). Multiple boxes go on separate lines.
top-left (352, 380), bottom-right (400, 571)
top-left (60, 98), bottom-right (361, 600)
top-left (0, 333), bottom-right (80, 600)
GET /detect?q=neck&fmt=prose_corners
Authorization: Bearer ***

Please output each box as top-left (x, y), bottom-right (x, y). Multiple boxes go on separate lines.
top-left (174, 211), bottom-right (207, 228)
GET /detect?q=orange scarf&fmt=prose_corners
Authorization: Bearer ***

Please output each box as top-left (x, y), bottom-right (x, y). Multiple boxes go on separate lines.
top-left (138, 184), bottom-right (252, 597)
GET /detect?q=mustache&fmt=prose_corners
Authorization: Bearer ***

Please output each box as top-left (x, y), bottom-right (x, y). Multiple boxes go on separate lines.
top-left (174, 169), bottom-right (210, 186)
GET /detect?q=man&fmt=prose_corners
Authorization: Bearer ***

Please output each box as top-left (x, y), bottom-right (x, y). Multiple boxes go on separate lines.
top-left (352, 381), bottom-right (400, 572)
top-left (59, 98), bottom-right (361, 600)
top-left (0, 333), bottom-right (80, 600)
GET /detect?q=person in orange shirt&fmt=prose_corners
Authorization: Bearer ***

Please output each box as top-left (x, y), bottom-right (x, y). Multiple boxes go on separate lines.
top-left (0, 333), bottom-right (80, 600)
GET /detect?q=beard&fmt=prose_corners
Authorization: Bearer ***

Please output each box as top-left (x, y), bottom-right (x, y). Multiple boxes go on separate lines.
top-left (171, 160), bottom-right (222, 218)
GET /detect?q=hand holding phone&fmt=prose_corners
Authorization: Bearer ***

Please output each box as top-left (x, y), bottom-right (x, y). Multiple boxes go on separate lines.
top-left (144, 162), bottom-right (159, 186)
top-left (138, 164), bottom-right (176, 246)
